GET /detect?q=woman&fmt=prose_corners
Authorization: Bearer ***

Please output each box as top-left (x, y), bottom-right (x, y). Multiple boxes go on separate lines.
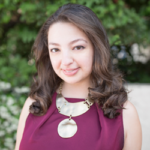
top-left (15, 3), bottom-right (142, 150)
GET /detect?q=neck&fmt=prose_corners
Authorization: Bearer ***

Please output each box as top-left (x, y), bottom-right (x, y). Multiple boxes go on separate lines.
top-left (58, 80), bottom-right (94, 99)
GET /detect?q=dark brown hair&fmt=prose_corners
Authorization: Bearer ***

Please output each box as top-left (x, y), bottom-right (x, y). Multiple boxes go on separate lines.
top-left (28, 3), bottom-right (128, 119)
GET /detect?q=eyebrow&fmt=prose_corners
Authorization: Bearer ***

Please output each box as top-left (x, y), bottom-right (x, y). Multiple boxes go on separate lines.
top-left (49, 38), bottom-right (88, 46)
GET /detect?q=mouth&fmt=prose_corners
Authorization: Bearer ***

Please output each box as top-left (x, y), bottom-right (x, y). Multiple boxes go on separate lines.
top-left (62, 68), bottom-right (80, 76)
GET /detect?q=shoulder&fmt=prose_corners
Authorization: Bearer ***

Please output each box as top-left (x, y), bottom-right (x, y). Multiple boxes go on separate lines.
top-left (24, 97), bottom-right (36, 109)
top-left (122, 100), bottom-right (142, 150)
top-left (123, 100), bottom-right (140, 127)
top-left (123, 100), bottom-right (139, 119)
top-left (19, 97), bottom-right (36, 121)
top-left (14, 97), bottom-right (36, 150)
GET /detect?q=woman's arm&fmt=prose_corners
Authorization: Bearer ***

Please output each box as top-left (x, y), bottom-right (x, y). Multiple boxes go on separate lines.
top-left (122, 100), bottom-right (142, 150)
top-left (14, 97), bottom-right (35, 150)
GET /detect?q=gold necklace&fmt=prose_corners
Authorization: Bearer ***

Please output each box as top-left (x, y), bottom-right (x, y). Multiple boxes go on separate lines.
top-left (56, 81), bottom-right (94, 138)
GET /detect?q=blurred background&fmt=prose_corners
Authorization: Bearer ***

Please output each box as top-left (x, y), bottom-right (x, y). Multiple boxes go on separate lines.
top-left (0, 0), bottom-right (150, 150)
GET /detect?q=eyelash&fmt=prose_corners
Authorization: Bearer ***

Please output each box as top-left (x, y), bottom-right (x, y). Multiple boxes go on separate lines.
top-left (50, 46), bottom-right (85, 53)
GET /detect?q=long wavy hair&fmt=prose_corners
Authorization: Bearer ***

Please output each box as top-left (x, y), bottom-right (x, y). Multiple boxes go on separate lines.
top-left (28, 3), bottom-right (128, 119)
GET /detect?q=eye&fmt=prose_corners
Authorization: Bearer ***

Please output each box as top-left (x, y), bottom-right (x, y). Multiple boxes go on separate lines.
top-left (50, 48), bottom-right (59, 53)
top-left (74, 46), bottom-right (85, 50)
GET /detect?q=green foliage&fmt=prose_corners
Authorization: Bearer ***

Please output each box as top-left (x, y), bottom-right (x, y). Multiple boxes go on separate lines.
top-left (0, 54), bottom-right (36, 87)
top-left (111, 45), bottom-right (150, 83)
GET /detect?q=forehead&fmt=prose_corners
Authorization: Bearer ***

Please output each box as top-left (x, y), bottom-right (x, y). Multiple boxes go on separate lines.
top-left (48, 22), bottom-right (89, 43)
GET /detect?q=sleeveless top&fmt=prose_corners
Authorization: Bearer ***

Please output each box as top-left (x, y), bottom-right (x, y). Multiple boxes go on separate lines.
top-left (19, 91), bottom-right (124, 150)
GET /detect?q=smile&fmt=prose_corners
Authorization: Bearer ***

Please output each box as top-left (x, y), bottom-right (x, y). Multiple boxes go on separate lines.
top-left (63, 68), bottom-right (79, 76)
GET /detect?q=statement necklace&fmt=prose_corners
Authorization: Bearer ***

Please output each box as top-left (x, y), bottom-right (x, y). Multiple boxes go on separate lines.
top-left (56, 81), bottom-right (94, 138)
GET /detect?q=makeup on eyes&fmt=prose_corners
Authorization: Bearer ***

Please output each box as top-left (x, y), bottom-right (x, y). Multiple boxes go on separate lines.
top-left (73, 45), bottom-right (85, 50)
top-left (49, 39), bottom-right (87, 50)
top-left (50, 45), bottom-right (86, 53)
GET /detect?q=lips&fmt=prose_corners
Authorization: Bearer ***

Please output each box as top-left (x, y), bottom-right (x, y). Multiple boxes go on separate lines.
top-left (63, 68), bottom-right (79, 71)
top-left (62, 68), bottom-right (79, 76)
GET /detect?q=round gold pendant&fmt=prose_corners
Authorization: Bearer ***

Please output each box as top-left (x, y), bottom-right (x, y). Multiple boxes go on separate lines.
top-left (57, 118), bottom-right (77, 138)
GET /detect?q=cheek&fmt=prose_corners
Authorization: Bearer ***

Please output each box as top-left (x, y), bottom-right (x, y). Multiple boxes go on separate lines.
top-left (50, 56), bottom-right (60, 72)
top-left (78, 52), bottom-right (93, 71)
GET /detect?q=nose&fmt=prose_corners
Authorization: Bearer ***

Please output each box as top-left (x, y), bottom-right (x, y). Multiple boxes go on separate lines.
top-left (61, 52), bottom-right (74, 66)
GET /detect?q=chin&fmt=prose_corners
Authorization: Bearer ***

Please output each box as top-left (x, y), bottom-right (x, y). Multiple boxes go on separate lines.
top-left (62, 78), bottom-right (86, 85)
top-left (63, 80), bottom-right (79, 84)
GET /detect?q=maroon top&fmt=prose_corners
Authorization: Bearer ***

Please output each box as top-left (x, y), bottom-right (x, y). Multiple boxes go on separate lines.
top-left (19, 91), bottom-right (124, 150)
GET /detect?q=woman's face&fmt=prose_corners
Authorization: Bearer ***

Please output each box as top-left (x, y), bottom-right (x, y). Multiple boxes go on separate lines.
top-left (48, 22), bottom-right (94, 84)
